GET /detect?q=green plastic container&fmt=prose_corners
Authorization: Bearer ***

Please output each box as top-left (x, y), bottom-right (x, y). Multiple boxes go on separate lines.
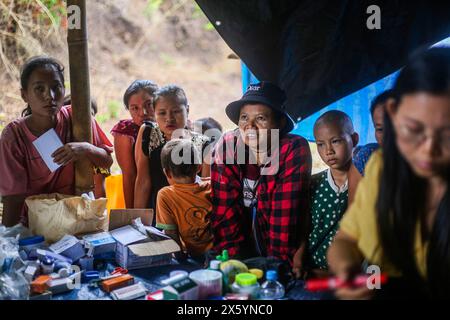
top-left (231, 273), bottom-right (260, 299)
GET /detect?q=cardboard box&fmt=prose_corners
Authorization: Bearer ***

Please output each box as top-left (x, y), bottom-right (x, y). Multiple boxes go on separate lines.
top-left (102, 274), bottom-right (134, 293)
top-left (146, 289), bottom-right (178, 300)
top-left (163, 277), bottom-right (199, 300)
top-left (110, 282), bottom-right (147, 300)
top-left (24, 265), bottom-right (39, 282)
top-left (110, 225), bottom-right (180, 270)
top-left (146, 278), bottom-right (199, 300)
top-left (47, 278), bottom-right (73, 294)
top-left (108, 209), bottom-right (153, 231)
top-left (31, 275), bottom-right (51, 294)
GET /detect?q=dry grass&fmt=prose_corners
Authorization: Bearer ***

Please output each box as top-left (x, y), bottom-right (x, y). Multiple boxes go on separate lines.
top-left (0, 0), bottom-right (65, 78)
top-left (0, 0), bottom-right (325, 178)
top-left (0, 0), bottom-right (241, 175)
top-left (0, 0), bottom-right (67, 130)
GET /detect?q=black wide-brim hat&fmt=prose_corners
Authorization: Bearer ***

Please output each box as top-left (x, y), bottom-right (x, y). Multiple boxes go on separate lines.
top-left (225, 81), bottom-right (295, 132)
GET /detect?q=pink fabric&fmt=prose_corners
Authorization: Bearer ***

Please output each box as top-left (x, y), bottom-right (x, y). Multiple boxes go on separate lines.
top-left (111, 119), bottom-right (140, 144)
top-left (0, 106), bottom-right (112, 222)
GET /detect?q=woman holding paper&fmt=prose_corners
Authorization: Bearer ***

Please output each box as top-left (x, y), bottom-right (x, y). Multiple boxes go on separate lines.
top-left (0, 56), bottom-right (113, 227)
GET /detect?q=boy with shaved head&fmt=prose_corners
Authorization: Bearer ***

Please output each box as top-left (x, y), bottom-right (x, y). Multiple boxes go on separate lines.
top-left (306, 110), bottom-right (359, 273)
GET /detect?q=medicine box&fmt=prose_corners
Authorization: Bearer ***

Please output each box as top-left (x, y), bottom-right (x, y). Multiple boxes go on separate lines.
top-left (110, 225), bottom-right (180, 270)
top-left (162, 277), bottom-right (199, 300)
top-left (111, 282), bottom-right (147, 300)
top-left (82, 232), bottom-right (116, 257)
top-left (49, 235), bottom-right (85, 262)
top-left (102, 274), bottom-right (134, 293)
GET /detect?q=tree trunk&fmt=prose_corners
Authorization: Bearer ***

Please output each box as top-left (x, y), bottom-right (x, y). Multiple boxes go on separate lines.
top-left (67, 0), bottom-right (93, 195)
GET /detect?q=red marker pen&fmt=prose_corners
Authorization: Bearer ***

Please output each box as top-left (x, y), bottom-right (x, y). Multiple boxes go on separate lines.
top-left (305, 273), bottom-right (388, 292)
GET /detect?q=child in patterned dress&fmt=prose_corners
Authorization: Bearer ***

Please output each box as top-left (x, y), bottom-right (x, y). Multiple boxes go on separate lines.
top-left (307, 110), bottom-right (359, 273)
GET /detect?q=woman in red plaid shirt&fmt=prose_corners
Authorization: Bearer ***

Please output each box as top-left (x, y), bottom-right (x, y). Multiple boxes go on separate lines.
top-left (210, 82), bottom-right (312, 269)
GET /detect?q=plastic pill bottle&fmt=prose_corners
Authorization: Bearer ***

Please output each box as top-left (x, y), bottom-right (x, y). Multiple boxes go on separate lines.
top-left (231, 273), bottom-right (260, 299)
top-left (41, 256), bottom-right (55, 275)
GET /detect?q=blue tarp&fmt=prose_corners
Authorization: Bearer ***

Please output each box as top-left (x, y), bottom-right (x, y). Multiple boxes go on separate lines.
top-left (200, 0), bottom-right (450, 123)
top-left (242, 37), bottom-right (450, 145)
top-left (292, 72), bottom-right (398, 144)
top-left (242, 62), bottom-right (396, 145)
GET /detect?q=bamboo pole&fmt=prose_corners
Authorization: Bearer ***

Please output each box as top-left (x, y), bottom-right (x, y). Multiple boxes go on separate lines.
top-left (66, 0), bottom-right (93, 195)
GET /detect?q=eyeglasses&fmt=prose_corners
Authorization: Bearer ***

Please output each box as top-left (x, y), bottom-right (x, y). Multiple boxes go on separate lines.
top-left (396, 122), bottom-right (450, 151)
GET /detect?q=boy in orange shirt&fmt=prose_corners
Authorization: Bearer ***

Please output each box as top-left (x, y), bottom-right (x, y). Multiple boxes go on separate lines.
top-left (156, 139), bottom-right (213, 259)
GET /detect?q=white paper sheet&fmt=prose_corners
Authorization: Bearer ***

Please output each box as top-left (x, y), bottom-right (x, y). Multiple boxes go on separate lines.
top-left (32, 128), bottom-right (63, 172)
top-left (144, 226), bottom-right (170, 239)
top-left (110, 225), bottom-right (147, 246)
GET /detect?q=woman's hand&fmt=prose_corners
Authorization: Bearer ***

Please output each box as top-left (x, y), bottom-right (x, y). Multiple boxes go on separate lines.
top-left (327, 232), bottom-right (374, 300)
top-left (52, 142), bottom-right (91, 166)
top-left (335, 285), bottom-right (374, 300)
top-left (331, 260), bottom-right (374, 300)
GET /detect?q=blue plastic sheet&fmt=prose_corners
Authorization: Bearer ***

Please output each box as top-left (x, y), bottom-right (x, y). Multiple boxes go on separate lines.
top-left (241, 62), bottom-right (259, 93)
top-left (242, 36), bottom-right (450, 145)
top-left (241, 62), bottom-right (396, 145)
top-left (292, 72), bottom-right (398, 145)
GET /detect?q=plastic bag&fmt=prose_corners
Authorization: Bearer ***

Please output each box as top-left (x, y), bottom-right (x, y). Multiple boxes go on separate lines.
top-left (0, 229), bottom-right (30, 300)
top-left (0, 223), bottom-right (32, 240)
top-left (26, 193), bottom-right (108, 243)
top-left (0, 234), bottom-right (21, 273)
top-left (0, 271), bottom-right (30, 300)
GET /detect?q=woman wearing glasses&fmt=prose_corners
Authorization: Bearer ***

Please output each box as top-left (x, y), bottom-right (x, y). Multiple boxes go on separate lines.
top-left (327, 47), bottom-right (450, 299)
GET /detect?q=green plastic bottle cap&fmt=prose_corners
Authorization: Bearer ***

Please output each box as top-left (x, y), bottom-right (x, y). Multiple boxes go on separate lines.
top-left (222, 250), bottom-right (229, 261)
top-left (235, 273), bottom-right (257, 287)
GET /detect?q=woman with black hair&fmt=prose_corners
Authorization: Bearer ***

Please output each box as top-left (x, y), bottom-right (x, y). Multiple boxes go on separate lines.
top-left (348, 89), bottom-right (396, 204)
top-left (327, 47), bottom-right (450, 299)
top-left (134, 85), bottom-right (210, 223)
top-left (0, 56), bottom-right (113, 227)
top-left (111, 80), bottom-right (159, 208)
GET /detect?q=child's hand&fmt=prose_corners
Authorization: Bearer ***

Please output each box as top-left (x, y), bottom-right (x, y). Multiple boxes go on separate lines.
top-left (52, 142), bottom-right (91, 166)
top-left (292, 246), bottom-right (307, 279)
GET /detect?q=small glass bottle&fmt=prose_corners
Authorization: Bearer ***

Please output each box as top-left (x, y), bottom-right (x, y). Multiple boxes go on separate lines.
top-left (41, 256), bottom-right (55, 275)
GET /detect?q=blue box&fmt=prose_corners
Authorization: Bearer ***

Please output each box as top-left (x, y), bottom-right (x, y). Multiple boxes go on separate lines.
top-left (82, 232), bottom-right (116, 257)
top-left (49, 235), bottom-right (85, 262)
